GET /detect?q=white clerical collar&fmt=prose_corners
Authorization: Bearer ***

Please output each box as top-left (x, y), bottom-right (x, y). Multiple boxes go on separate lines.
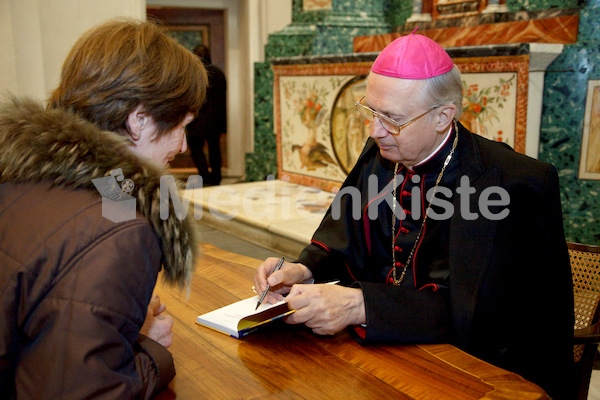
top-left (407, 124), bottom-right (453, 171)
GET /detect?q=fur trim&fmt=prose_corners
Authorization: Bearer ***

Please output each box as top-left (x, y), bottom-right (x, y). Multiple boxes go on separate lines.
top-left (0, 98), bottom-right (197, 286)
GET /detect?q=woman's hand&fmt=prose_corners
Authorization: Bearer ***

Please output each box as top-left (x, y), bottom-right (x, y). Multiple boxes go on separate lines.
top-left (140, 294), bottom-right (174, 348)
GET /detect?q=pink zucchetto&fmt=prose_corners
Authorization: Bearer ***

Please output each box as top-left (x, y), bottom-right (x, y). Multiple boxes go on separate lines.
top-left (371, 30), bottom-right (454, 80)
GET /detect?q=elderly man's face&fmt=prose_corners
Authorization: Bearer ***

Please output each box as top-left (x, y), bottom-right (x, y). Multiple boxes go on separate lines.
top-left (364, 73), bottom-right (448, 166)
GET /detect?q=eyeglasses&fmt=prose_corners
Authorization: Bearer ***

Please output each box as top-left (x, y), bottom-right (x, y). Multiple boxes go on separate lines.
top-left (354, 96), bottom-right (438, 135)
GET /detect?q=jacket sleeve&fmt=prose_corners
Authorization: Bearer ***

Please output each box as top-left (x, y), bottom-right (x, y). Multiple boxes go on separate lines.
top-left (16, 221), bottom-right (173, 399)
top-left (351, 282), bottom-right (451, 344)
top-left (300, 230), bottom-right (452, 345)
top-left (135, 335), bottom-right (176, 399)
top-left (490, 163), bottom-right (573, 399)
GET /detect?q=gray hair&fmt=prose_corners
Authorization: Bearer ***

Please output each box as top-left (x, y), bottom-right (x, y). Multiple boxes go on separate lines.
top-left (420, 65), bottom-right (463, 119)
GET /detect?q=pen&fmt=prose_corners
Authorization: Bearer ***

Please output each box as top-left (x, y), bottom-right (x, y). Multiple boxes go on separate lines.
top-left (255, 257), bottom-right (284, 310)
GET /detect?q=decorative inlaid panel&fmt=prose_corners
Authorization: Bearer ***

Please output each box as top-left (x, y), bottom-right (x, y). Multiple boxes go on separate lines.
top-left (579, 80), bottom-right (600, 180)
top-left (304, 0), bottom-right (332, 11)
top-left (353, 15), bottom-right (579, 52)
top-left (433, 0), bottom-right (487, 20)
top-left (272, 55), bottom-right (529, 191)
top-left (273, 62), bottom-right (372, 191)
top-left (455, 55), bottom-right (529, 153)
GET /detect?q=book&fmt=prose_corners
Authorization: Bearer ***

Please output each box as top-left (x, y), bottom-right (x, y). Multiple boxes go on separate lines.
top-left (196, 295), bottom-right (295, 338)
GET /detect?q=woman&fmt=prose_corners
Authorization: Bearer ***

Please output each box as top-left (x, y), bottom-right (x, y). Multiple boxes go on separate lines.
top-left (0, 19), bottom-right (207, 399)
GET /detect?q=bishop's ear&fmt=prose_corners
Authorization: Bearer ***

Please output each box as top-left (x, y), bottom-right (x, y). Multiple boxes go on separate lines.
top-left (436, 104), bottom-right (457, 133)
top-left (126, 105), bottom-right (149, 141)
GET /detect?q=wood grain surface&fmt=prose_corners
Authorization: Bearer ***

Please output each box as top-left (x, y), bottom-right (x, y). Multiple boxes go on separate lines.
top-left (154, 243), bottom-right (547, 399)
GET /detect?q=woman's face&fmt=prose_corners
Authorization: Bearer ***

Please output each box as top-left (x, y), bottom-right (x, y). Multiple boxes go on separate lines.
top-left (129, 111), bottom-right (195, 167)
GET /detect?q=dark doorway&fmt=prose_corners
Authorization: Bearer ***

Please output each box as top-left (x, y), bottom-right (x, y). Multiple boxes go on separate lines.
top-left (147, 6), bottom-right (227, 174)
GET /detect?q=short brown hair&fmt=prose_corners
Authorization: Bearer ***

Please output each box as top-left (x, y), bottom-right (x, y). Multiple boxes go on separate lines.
top-left (48, 18), bottom-right (207, 138)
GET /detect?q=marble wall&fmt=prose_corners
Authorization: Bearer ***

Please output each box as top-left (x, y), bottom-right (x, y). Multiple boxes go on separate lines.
top-left (538, 1), bottom-right (600, 244)
top-left (246, 62), bottom-right (276, 182)
top-left (263, 0), bottom-right (395, 58)
top-left (506, 0), bottom-right (579, 11)
top-left (247, 0), bottom-right (600, 244)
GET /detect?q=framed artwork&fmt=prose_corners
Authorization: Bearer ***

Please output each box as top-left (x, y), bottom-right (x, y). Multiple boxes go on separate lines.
top-left (273, 62), bottom-right (372, 191)
top-left (273, 55), bottom-right (528, 191)
top-left (454, 55), bottom-right (529, 154)
top-left (303, 0), bottom-right (333, 11)
top-left (331, 76), bottom-right (369, 174)
top-left (432, 0), bottom-right (487, 20)
top-left (166, 25), bottom-right (210, 52)
top-left (579, 80), bottom-right (600, 180)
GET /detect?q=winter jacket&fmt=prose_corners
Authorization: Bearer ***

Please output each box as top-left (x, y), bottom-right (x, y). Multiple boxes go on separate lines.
top-left (0, 99), bottom-right (198, 399)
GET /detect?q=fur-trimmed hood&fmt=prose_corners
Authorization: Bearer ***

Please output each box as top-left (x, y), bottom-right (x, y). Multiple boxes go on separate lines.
top-left (0, 98), bottom-right (197, 286)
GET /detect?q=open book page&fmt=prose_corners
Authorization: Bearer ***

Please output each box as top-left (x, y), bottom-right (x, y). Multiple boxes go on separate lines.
top-left (196, 282), bottom-right (338, 338)
top-left (196, 295), bottom-right (294, 338)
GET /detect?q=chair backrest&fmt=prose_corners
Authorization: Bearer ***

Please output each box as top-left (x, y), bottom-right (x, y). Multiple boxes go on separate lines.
top-left (570, 242), bottom-right (600, 362)
top-left (569, 242), bottom-right (600, 400)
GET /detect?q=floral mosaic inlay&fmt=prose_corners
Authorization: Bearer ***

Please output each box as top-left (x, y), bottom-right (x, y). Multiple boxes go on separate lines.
top-left (461, 73), bottom-right (517, 146)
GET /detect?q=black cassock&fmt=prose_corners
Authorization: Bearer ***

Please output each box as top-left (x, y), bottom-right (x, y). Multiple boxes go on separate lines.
top-left (296, 122), bottom-right (574, 400)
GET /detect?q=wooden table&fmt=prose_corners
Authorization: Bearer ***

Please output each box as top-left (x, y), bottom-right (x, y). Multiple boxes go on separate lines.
top-left (154, 243), bottom-right (547, 399)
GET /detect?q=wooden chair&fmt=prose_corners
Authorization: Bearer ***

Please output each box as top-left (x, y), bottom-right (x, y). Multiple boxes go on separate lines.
top-left (570, 241), bottom-right (600, 400)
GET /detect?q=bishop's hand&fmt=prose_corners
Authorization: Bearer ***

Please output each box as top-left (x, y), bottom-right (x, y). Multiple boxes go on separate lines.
top-left (253, 257), bottom-right (313, 305)
top-left (284, 284), bottom-right (366, 336)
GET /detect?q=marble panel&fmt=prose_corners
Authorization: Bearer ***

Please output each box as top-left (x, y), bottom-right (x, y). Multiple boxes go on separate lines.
top-left (181, 180), bottom-right (333, 253)
top-left (270, 53), bottom-right (377, 65)
top-left (245, 62), bottom-right (277, 182)
top-left (578, 6), bottom-right (600, 41)
top-left (291, 0), bottom-right (390, 23)
top-left (331, 0), bottom-right (386, 13)
top-left (539, 43), bottom-right (600, 244)
top-left (506, 0), bottom-right (579, 12)
top-left (402, 8), bottom-right (579, 31)
top-left (313, 28), bottom-right (386, 55)
top-left (388, 0), bottom-right (414, 28)
top-left (354, 14), bottom-right (579, 52)
top-left (265, 28), bottom-right (316, 59)
top-left (268, 1), bottom-right (391, 58)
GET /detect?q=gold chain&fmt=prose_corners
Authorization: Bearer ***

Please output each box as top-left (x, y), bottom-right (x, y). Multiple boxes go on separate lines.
top-left (391, 120), bottom-right (458, 286)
